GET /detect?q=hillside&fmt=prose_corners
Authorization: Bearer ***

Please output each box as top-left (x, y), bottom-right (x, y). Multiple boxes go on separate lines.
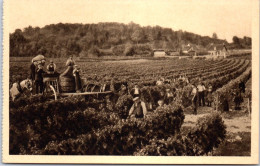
top-left (9, 22), bottom-right (250, 58)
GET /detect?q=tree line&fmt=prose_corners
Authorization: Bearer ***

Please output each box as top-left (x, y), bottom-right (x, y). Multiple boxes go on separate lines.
top-left (10, 22), bottom-right (251, 58)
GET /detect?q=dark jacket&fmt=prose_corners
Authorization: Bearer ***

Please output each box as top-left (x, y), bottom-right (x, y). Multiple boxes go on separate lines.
top-left (30, 63), bottom-right (36, 80)
top-left (35, 68), bottom-right (45, 81)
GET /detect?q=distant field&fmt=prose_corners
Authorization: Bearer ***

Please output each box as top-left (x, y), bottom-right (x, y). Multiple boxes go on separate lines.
top-left (9, 48), bottom-right (251, 62)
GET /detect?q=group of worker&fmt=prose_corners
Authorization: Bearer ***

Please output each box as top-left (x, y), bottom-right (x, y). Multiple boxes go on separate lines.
top-left (127, 77), bottom-right (189, 119)
top-left (60, 57), bottom-right (82, 92)
top-left (191, 82), bottom-right (213, 115)
top-left (28, 55), bottom-right (212, 117)
top-left (30, 56), bottom-right (82, 94)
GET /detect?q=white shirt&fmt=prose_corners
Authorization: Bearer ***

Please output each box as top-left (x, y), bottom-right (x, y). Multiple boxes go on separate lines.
top-left (134, 88), bottom-right (139, 94)
top-left (197, 85), bottom-right (205, 92)
top-left (156, 80), bottom-right (163, 85)
top-left (192, 87), bottom-right (197, 94)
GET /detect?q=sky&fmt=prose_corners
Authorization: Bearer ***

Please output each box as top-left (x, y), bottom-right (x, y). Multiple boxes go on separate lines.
top-left (8, 0), bottom-right (252, 42)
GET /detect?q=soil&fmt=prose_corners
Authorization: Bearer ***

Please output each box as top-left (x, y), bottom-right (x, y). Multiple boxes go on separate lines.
top-left (182, 75), bottom-right (251, 157)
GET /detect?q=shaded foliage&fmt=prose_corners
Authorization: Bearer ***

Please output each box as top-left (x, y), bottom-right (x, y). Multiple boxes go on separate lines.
top-left (10, 22), bottom-right (230, 57)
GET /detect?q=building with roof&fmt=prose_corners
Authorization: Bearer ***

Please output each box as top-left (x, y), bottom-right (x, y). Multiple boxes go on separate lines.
top-left (182, 44), bottom-right (199, 56)
top-left (207, 43), bottom-right (228, 57)
top-left (153, 49), bottom-right (166, 57)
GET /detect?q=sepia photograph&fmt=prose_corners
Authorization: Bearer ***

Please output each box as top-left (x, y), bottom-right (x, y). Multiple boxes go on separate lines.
top-left (2, 0), bottom-right (259, 164)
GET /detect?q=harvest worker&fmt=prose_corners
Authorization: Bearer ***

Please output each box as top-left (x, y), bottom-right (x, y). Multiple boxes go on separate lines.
top-left (156, 77), bottom-right (164, 86)
top-left (30, 59), bottom-right (37, 82)
top-left (118, 83), bottom-right (128, 96)
top-left (197, 82), bottom-right (205, 106)
top-left (234, 91), bottom-right (243, 110)
top-left (191, 84), bottom-right (198, 115)
top-left (164, 88), bottom-right (174, 105)
top-left (206, 83), bottom-right (213, 107)
top-left (35, 64), bottom-right (45, 94)
top-left (60, 56), bottom-right (75, 77)
top-left (128, 97), bottom-right (147, 119)
top-left (46, 60), bottom-right (56, 74)
top-left (131, 85), bottom-right (140, 98)
top-left (73, 65), bottom-right (82, 92)
top-left (239, 80), bottom-right (246, 94)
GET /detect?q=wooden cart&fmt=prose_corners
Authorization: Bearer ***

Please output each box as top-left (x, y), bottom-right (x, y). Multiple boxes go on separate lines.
top-left (43, 75), bottom-right (112, 100)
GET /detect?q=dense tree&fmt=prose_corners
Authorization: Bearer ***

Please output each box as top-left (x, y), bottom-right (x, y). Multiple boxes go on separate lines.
top-left (212, 33), bottom-right (218, 39)
top-left (10, 22), bottom-right (243, 58)
top-left (231, 36), bottom-right (251, 49)
top-left (232, 36), bottom-right (240, 45)
top-left (131, 28), bottom-right (144, 44)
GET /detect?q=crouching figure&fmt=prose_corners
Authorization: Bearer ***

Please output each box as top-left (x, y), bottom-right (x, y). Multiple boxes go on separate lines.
top-left (10, 78), bottom-right (33, 101)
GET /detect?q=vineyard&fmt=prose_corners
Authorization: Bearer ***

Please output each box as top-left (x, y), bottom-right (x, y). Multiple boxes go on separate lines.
top-left (9, 56), bottom-right (252, 155)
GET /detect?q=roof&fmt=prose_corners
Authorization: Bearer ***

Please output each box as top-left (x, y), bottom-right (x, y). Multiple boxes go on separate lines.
top-left (153, 49), bottom-right (165, 52)
top-left (182, 46), bottom-right (192, 52)
top-left (207, 43), bottom-right (228, 51)
top-left (182, 44), bottom-right (204, 52)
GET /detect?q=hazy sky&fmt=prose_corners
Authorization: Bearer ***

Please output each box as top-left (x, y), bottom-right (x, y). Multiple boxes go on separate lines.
top-left (9, 0), bottom-right (252, 42)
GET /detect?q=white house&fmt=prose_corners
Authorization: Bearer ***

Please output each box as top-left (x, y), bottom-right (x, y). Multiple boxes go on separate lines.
top-left (153, 49), bottom-right (166, 57)
top-left (182, 44), bottom-right (198, 56)
top-left (207, 43), bottom-right (228, 58)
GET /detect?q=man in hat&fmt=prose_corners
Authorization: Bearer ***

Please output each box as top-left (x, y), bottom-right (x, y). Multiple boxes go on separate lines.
top-left (46, 60), bottom-right (57, 74)
top-left (128, 96), bottom-right (147, 119)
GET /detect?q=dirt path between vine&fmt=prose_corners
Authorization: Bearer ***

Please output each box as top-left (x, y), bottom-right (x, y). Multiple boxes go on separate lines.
top-left (183, 106), bottom-right (251, 133)
top-left (182, 95), bottom-right (251, 156)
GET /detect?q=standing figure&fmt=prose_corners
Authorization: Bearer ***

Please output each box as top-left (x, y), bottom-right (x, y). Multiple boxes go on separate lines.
top-left (60, 56), bottom-right (75, 77)
top-left (239, 81), bottom-right (246, 94)
top-left (73, 65), bottom-right (82, 92)
top-left (156, 77), bottom-right (164, 86)
top-left (118, 83), bottom-right (128, 96)
top-left (206, 83), bottom-right (213, 107)
top-left (234, 91), bottom-right (242, 110)
top-left (128, 97), bottom-right (147, 119)
top-left (197, 82), bottom-right (205, 106)
top-left (164, 88), bottom-right (174, 105)
top-left (35, 64), bottom-right (45, 94)
top-left (30, 60), bottom-right (37, 81)
top-left (30, 60), bottom-right (37, 94)
top-left (46, 60), bottom-right (56, 74)
top-left (66, 56), bottom-right (75, 66)
top-left (191, 85), bottom-right (198, 115)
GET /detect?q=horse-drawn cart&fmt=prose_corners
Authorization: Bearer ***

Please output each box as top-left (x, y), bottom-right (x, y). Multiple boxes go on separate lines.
top-left (43, 74), bottom-right (113, 100)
